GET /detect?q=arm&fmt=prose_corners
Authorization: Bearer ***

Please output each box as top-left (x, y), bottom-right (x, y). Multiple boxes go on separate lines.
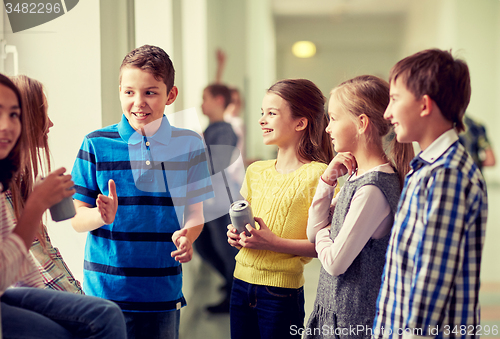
top-left (315, 185), bottom-right (392, 276)
top-left (307, 178), bottom-right (338, 242)
top-left (307, 152), bottom-right (356, 242)
top-left (237, 217), bottom-right (317, 257)
top-left (71, 179), bottom-right (117, 233)
top-left (1, 168), bottom-right (75, 291)
top-left (171, 202), bottom-right (204, 263)
top-left (215, 49), bottom-right (226, 84)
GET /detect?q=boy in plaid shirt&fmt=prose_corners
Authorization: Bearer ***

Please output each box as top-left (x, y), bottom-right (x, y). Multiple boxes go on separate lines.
top-left (373, 49), bottom-right (488, 339)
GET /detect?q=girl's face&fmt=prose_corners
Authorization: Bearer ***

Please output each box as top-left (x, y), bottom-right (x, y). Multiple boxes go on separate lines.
top-left (0, 84), bottom-right (21, 160)
top-left (325, 96), bottom-right (359, 153)
top-left (259, 93), bottom-right (301, 148)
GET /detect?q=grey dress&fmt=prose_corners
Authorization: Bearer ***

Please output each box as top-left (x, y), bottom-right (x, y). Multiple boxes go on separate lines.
top-left (305, 171), bottom-right (400, 339)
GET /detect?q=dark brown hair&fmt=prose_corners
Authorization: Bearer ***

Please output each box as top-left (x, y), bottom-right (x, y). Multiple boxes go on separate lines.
top-left (332, 75), bottom-right (414, 188)
top-left (205, 83), bottom-right (232, 109)
top-left (268, 79), bottom-right (334, 164)
top-left (0, 73), bottom-right (24, 192)
top-left (120, 45), bottom-right (175, 93)
top-left (389, 48), bottom-right (471, 133)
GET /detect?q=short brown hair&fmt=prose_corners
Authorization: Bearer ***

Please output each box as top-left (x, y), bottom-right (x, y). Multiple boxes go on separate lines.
top-left (389, 49), bottom-right (471, 132)
top-left (120, 45), bottom-right (175, 93)
top-left (205, 83), bottom-right (232, 109)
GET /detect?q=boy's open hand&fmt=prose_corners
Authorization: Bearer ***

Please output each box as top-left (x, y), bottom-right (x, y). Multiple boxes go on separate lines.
top-left (237, 217), bottom-right (277, 251)
top-left (96, 179), bottom-right (118, 225)
top-left (227, 224), bottom-right (242, 249)
top-left (171, 228), bottom-right (194, 263)
top-left (321, 152), bottom-right (357, 185)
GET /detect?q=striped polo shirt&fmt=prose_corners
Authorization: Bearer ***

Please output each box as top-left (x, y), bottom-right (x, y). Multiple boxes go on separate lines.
top-left (72, 114), bottom-right (213, 312)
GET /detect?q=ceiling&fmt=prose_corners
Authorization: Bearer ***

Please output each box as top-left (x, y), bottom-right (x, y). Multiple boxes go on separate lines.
top-left (272, 0), bottom-right (409, 17)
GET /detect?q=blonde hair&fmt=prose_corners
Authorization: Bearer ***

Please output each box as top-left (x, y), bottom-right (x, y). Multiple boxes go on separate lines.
top-left (331, 75), bottom-right (414, 188)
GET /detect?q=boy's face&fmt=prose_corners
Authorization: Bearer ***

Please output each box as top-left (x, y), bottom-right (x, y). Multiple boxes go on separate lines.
top-left (201, 89), bottom-right (221, 118)
top-left (384, 78), bottom-right (424, 144)
top-left (119, 66), bottom-right (177, 131)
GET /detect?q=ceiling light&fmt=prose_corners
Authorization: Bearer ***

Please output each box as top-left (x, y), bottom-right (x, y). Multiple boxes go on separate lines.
top-left (292, 41), bottom-right (316, 58)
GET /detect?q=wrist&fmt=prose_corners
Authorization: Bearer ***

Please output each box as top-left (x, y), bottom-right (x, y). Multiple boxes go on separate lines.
top-left (321, 175), bottom-right (337, 186)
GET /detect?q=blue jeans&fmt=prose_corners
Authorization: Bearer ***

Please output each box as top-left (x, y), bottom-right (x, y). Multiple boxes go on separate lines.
top-left (123, 309), bottom-right (180, 339)
top-left (230, 278), bottom-right (305, 339)
top-left (1, 287), bottom-right (126, 339)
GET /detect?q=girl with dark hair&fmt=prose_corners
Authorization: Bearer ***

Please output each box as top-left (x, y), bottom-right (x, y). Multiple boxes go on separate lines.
top-left (304, 75), bottom-right (413, 339)
top-left (0, 72), bottom-right (127, 338)
top-left (227, 79), bottom-right (334, 339)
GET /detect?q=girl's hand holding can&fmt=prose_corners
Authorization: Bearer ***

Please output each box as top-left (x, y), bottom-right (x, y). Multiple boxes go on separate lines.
top-left (32, 167), bottom-right (75, 211)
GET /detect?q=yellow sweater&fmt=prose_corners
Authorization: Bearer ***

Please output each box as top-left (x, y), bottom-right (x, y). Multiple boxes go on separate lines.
top-left (234, 160), bottom-right (327, 289)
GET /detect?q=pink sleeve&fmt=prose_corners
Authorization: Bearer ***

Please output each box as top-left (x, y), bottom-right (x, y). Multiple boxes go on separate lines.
top-left (306, 178), bottom-right (338, 242)
top-left (315, 185), bottom-right (393, 276)
top-left (0, 195), bottom-right (43, 294)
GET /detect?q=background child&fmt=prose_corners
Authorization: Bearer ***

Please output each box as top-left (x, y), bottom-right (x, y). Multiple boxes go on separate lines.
top-left (71, 45), bottom-right (213, 339)
top-left (227, 79), bottom-right (333, 339)
top-left (8, 75), bottom-right (82, 294)
top-left (196, 82), bottom-right (239, 313)
top-left (0, 72), bottom-right (126, 338)
top-left (373, 49), bottom-right (488, 338)
top-left (304, 75), bottom-right (413, 339)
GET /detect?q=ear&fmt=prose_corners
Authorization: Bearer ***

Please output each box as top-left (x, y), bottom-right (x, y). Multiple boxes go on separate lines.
top-left (295, 117), bottom-right (308, 132)
top-left (358, 114), bottom-right (369, 134)
top-left (420, 95), bottom-right (433, 117)
top-left (166, 86), bottom-right (178, 106)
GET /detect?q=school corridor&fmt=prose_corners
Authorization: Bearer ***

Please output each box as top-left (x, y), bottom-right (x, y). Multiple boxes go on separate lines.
top-left (180, 182), bottom-right (500, 339)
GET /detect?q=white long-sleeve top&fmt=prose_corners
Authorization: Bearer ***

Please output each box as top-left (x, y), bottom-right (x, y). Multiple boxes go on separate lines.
top-left (307, 163), bottom-right (395, 276)
top-left (0, 192), bottom-right (43, 295)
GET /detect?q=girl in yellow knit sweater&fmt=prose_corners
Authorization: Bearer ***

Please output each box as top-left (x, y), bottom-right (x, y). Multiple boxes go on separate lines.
top-left (227, 79), bottom-right (334, 339)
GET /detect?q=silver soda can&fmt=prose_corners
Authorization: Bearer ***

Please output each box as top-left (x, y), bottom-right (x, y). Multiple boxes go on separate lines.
top-left (229, 200), bottom-right (255, 236)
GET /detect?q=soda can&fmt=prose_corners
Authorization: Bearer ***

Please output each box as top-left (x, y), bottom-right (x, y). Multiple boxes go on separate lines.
top-left (229, 200), bottom-right (255, 236)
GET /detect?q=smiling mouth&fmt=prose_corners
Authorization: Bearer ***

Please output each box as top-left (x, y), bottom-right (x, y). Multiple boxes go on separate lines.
top-left (133, 112), bottom-right (150, 118)
top-left (262, 128), bottom-right (273, 134)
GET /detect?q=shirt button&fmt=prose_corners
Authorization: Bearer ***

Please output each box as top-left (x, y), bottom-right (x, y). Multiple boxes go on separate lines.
top-left (146, 160), bottom-right (151, 165)
top-left (145, 141), bottom-right (150, 146)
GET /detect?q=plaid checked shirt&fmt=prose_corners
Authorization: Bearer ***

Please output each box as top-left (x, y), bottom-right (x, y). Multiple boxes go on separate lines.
top-left (373, 129), bottom-right (488, 339)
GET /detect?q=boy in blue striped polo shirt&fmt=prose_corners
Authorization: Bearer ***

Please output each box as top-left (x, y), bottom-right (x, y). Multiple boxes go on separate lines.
top-left (373, 49), bottom-right (488, 339)
top-left (71, 45), bottom-right (213, 339)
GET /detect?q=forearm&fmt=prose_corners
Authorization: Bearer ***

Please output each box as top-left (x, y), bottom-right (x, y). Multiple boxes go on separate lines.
top-left (0, 234), bottom-right (30, 291)
top-left (307, 178), bottom-right (336, 242)
top-left (13, 198), bottom-right (45, 249)
top-left (71, 205), bottom-right (105, 232)
top-left (183, 201), bottom-right (204, 243)
top-left (272, 238), bottom-right (317, 258)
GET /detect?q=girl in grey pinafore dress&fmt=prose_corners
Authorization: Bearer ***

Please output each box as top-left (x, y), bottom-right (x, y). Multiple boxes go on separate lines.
top-left (305, 171), bottom-right (400, 339)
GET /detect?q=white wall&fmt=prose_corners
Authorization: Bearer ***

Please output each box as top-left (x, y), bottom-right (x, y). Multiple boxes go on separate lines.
top-left (3, 0), bottom-right (102, 282)
top-left (402, 0), bottom-right (500, 183)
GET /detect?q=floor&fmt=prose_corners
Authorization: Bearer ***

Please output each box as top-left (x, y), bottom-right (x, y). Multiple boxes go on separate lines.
top-left (179, 183), bottom-right (500, 339)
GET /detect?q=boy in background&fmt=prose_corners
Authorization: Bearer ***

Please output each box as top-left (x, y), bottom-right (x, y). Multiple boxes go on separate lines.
top-left (373, 49), bottom-right (488, 339)
top-left (71, 45), bottom-right (213, 339)
top-left (195, 83), bottom-right (239, 313)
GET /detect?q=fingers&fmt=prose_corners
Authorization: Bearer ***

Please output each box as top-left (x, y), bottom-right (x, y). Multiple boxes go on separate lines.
top-left (108, 179), bottom-right (116, 199)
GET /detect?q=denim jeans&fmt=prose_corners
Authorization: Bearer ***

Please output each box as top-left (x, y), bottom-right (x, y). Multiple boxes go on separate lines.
top-left (1, 287), bottom-right (126, 339)
top-left (123, 309), bottom-right (180, 339)
top-left (230, 278), bottom-right (305, 339)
